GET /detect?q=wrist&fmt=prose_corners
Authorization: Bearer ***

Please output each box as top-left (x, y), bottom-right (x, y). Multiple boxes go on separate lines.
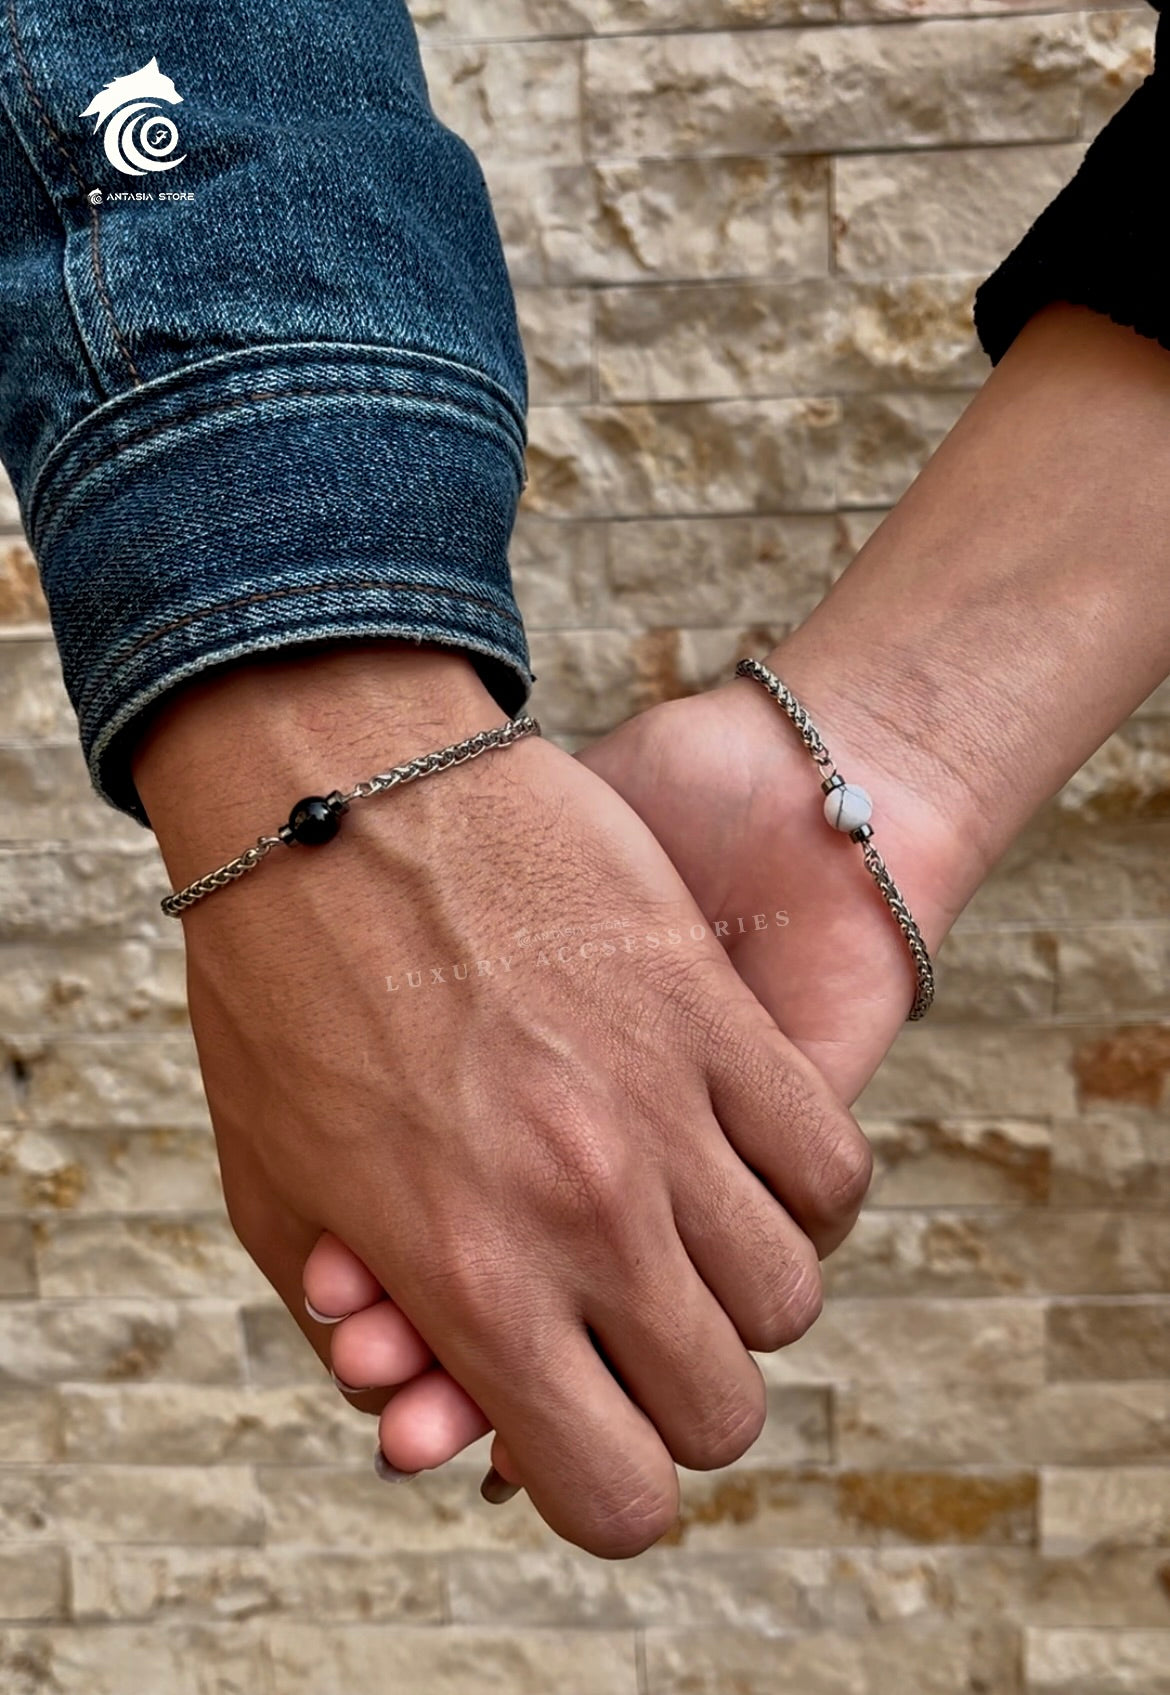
top-left (133, 640), bottom-right (507, 882)
top-left (716, 643), bottom-right (981, 962)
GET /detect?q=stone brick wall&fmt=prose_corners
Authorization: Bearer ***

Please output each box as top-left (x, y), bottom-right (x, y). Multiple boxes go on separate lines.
top-left (1, 2), bottom-right (1168, 1689)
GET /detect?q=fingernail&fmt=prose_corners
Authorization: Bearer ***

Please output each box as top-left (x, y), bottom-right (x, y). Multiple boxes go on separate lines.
top-left (330, 1369), bottom-right (371, 1396)
top-left (480, 1466), bottom-right (521, 1505)
top-left (374, 1448), bottom-right (418, 1484)
top-left (306, 1297), bottom-right (350, 1326)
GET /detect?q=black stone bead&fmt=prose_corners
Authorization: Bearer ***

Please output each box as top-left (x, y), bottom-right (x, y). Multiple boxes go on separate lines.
top-left (286, 795), bottom-right (343, 846)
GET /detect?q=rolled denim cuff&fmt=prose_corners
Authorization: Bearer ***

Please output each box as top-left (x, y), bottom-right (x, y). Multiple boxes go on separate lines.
top-left (26, 341), bottom-right (533, 827)
top-left (974, 69), bottom-right (1170, 365)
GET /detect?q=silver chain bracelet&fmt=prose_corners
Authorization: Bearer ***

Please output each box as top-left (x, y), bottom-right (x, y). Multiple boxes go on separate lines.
top-left (160, 715), bottom-right (542, 917)
top-left (736, 659), bottom-right (935, 1020)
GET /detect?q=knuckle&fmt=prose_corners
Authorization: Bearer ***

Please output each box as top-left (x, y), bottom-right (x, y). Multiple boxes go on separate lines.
top-left (580, 1484), bottom-right (679, 1560)
top-left (414, 1242), bottom-right (503, 1329)
top-left (532, 1120), bottom-right (640, 1238)
top-left (681, 1379), bottom-right (767, 1471)
top-left (744, 1251), bottom-right (824, 1352)
top-left (813, 1125), bottom-right (874, 1226)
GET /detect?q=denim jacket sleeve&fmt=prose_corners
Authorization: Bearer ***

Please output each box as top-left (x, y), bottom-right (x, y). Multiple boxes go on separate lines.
top-left (975, 1), bottom-right (1170, 364)
top-left (0, 0), bottom-right (532, 826)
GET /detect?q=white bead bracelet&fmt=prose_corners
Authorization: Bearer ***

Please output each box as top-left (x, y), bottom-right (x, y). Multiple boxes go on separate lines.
top-left (735, 658), bottom-right (935, 1021)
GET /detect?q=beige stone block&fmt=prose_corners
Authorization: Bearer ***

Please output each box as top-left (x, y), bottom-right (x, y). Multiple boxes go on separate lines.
top-left (0, 1127), bottom-right (220, 1216)
top-left (69, 1545), bottom-right (441, 1623)
top-left (603, 514), bottom-right (840, 626)
top-left (527, 624), bottom-right (796, 732)
top-left (826, 1210), bottom-right (1170, 1298)
top-left (827, 1546), bottom-right (1170, 1630)
top-left (838, 390), bottom-right (971, 506)
top-left (445, 1546), bottom-right (831, 1629)
top-left (1047, 1300), bottom-right (1170, 1381)
top-left (0, 849), bottom-right (169, 943)
top-left (841, 0), bottom-right (1127, 16)
top-left (1027, 1627), bottom-right (1170, 1692)
top-left (0, 1299), bottom-right (242, 1386)
top-left (0, 747), bottom-right (143, 844)
top-left (0, 1219), bottom-right (35, 1296)
top-left (516, 513), bottom-right (838, 635)
top-left (760, 1297), bottom-right (1046, 1387)
top-left (0, 1466), bottom-right (263, 1545)
top-left (0, 465), bottom-right (20, 528)
top-left (751, 1386), bottom-right (833, 1465)
top-left (596, 276), bottom-right (986, 403)
top-left (646, 1622), bottom-right (1022, 1693)
top-left (1083, 8), bottom-right (1156, 133)
top-left (856, 1024), bottom-right (1079, 1119)
top-left (269, 1624), bottom-right (639, 1695)
top-left (61, 1383), bottom-right (374, 1467)
top-left (492, 155), bottom-right (830, 287)
top-left (931, 925), bottom-right (1058, 1022)
top-left (0, 941), bottom-right (187, 1034)
top-left (1056, 924), bottom-right (1170, 1020)
top-left (510, 516), bottom-right (610, 627)
top-left (962, 815), bottom-right (1170, 924)
top-left (0, 639), bottom-right (76, 739)
top-left (662, 1468), bottom-right (1035, 1550)
top-left (0, 1624), bottom-right (270, 1695)
top-left (1056, 719), bottom-right (1170, 822)
top-left (240, 1303), bottom-right (324, 1388)
top-left (1070, 1023), bottom-right (1170, 1114)
top-left (0, 1546), bottom-right (67, 1621)
top-left (0, 1034), bottom-right (208, 1131)
top-left (0, 1387), bottom-right (63, 1462)
top-left (515, 286), bottom-right (593, 404)
top-left (259, 1464), bottom-right (559, 1551)
top-left (421, 39), bottom-right (585, 162)
top-left (584, 17), bottom-right (1085, 159)
top-left (834, 143), bottom-right (1087, 276)
top-left (525, 396), bottom-right (840, 518)
top-left (0, 538), bottom-right (47, 625)
top-left (1042, 1468), bottom-right (1170, 1554)
top-left (862, 1116), bottom-right (1051, 1208)
top-left (1050, 1113), bottom-right (1170, 1208)
top-left (836, 1380), bottom-right (1170, 1467)
top-left (418, 0), bottom-right (834, 36)
top-left (35, 1215), bottom-right (265, 1300)
top-left (1137, 676), bottom-right (1170, 717)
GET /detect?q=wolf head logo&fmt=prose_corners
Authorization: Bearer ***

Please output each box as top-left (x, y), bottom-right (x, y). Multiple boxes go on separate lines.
top-left (79, 57), bottom-right (186, 177)
top-left (79, 57), bottom-right (182, 127)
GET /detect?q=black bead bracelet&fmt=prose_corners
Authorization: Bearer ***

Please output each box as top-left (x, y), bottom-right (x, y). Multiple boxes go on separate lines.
top-left (160, 716), bottom-right (541, 917)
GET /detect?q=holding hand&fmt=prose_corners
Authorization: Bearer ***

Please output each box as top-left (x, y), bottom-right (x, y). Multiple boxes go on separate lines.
top-left (134, 642), bottom-right (874, 1558)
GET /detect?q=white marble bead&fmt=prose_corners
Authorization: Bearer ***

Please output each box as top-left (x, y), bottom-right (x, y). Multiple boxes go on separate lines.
top-left (824, 782), bottom-right (872, 833)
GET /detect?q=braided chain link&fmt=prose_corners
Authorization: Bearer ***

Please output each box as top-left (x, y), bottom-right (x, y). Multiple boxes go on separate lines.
top-left (161, 716), bottom-right (541, 918)
top-left (735, 658), bottom-right (935, 1021)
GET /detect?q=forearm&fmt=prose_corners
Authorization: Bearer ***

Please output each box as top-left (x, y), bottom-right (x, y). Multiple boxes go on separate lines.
top-left (759, 300), bottom-right (1170, 911)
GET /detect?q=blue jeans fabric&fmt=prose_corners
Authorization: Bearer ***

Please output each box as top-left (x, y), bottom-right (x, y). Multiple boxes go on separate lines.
top-left (2, 2), bottom-right (1166, 825)
top-left (0, 0), bottom-right (530, 824)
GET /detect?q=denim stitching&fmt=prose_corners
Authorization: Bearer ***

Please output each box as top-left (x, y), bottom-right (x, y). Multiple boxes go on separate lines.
top-left (44, 380), bottom-right (521, 489)
top-left (6, 0), bottom-right (142, 386)
top-left (108, 578), bottom-right (527, 669)
top-left (25, 338), bottom-right (528, 523)
top-left (33, 383), bottom-right (524, 556)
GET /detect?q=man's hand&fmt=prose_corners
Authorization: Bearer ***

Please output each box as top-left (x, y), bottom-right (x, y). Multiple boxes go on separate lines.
top-left (133, 640), bottom-right (873, 1558)
top-left (304, 663), bottom-right (966, 1490)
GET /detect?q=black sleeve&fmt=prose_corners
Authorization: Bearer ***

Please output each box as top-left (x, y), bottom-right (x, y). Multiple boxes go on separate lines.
top-left (974, 4), bottom-right (1170, 364)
